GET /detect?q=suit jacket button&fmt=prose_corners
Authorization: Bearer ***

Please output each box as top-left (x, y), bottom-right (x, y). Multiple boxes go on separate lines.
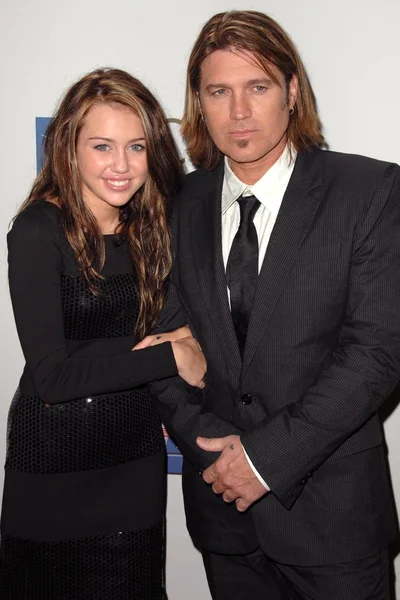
top-left (241, 393), bottom-right (253, 405)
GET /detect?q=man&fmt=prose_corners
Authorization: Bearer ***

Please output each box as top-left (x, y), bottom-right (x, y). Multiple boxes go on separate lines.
top-left (149, 10), bottom-right (400, 599)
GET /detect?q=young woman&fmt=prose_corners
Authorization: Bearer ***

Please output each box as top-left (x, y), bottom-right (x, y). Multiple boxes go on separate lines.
top-left (0, 68), bottom-right (205, 599)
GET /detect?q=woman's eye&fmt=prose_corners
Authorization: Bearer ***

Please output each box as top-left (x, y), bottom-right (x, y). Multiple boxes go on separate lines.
top-left (94, 144), bottom-right (109, 151)
top-left (130, 144), bottom-right (145, 152)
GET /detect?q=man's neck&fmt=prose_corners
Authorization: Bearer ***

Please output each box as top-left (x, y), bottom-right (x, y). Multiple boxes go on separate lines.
top-left (228, 137), bottom-right (287, 185)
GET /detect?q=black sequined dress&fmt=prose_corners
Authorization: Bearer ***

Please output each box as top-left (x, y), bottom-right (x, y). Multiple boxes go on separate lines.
top-left (0, 200), bottom-right (177, 599)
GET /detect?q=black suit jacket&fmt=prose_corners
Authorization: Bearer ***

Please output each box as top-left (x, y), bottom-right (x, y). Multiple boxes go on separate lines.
top-left (151, 146), bottom-right (400, 565)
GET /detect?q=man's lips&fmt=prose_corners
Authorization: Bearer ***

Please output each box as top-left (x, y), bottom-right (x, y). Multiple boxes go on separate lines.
top-left (229, 129), bottom-right (258, 138)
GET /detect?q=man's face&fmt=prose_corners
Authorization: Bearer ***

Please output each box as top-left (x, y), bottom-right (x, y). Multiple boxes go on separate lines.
top-left (198, 48), bottom-right (298, 179)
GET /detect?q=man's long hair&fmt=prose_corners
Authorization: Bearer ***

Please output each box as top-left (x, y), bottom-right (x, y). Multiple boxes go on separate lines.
top-left (20, 68), bottom-right (184, 337)
top-left (181, 10), bottom-right (326, 169)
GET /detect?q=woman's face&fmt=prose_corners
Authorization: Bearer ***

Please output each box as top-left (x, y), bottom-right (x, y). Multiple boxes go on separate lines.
top-left (76, 103), bottom-right (148, 221)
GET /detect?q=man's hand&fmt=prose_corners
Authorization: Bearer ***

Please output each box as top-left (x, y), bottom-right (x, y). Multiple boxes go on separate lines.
top-left (197, 435), bottom-right (267, 512)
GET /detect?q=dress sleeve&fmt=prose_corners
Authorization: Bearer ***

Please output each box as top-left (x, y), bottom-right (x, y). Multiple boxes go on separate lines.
top-left (8, 205), bottom-right (177, 404)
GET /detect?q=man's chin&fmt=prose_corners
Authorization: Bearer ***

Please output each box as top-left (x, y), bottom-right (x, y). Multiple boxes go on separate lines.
top-left (225, 150), bottom-right (266, 165)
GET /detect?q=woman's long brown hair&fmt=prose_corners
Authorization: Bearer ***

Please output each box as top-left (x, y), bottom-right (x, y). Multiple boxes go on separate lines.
top-left (19, 68), bottom-right (183, 337)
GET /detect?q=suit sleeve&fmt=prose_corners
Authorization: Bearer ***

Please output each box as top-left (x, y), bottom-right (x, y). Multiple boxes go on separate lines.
top-left (8, 206), bottom-right (177, 404)
top-left (242, 164), bottom-right (400, 509)
top-left (149, 208), bottom-right (241, 470)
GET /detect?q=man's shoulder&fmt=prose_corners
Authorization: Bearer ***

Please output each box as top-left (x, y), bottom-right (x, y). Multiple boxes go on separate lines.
top-left (309, 149), bottom-right (400, 216)
top-left (178, 165), bottom-right (222, 203)
top-left (321, 149), bottom-right (399, 179)
top-left (184, 166), bottom-right (220, 186)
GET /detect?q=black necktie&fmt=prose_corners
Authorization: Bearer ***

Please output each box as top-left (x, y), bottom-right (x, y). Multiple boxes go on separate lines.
top-left (226, 195), bottom-right (260, 355)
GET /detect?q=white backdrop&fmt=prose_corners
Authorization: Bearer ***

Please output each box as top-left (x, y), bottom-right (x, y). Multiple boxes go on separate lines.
top-left (1, 1), bottom-right (400, 597)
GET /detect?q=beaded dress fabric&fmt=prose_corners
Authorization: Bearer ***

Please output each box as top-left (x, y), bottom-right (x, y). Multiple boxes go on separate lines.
top-left (0, 201), bottom-right (176, 599)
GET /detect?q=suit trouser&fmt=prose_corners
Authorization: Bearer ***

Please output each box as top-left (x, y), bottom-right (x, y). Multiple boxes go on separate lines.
top-left (202, 547), bottom-right (390, 600)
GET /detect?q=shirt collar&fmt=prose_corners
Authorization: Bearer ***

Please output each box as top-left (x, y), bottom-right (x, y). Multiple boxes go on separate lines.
top-left (222, 144), bottom-right (297, 215)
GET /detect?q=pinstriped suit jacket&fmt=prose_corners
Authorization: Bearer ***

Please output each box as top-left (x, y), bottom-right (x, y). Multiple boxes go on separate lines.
top-left (151, 146), bottom-right (400, 565)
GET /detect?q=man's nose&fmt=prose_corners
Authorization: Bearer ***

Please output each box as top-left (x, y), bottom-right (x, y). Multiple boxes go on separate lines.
top-left (230, 92), bottom-right (252, 121)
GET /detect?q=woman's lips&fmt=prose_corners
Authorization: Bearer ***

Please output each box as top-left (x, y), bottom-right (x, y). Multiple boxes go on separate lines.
top-left (103, 178), bottom-right (130, 191)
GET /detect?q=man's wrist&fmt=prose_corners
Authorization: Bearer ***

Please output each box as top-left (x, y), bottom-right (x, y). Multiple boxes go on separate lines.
top-left (241, 443), bottom-right (270, 491)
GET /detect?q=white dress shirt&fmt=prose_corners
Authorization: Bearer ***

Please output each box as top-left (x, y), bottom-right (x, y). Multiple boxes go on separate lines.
top-left (221, 145), bottom-right (296, 490)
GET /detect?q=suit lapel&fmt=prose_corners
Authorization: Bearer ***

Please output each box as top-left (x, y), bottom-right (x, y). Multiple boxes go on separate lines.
top-left (242, 148), bottom-right (324, 376)
top-left (190, 164), bottom-right (242, 376)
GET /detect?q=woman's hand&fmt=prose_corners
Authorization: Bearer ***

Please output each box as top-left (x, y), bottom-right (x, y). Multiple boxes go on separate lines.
top-left (171, 337), bottom-right (207, 389)
top-left (133, 326), bottom-right (206, 388)
top-left (132, 325), bottom-right (191, 350)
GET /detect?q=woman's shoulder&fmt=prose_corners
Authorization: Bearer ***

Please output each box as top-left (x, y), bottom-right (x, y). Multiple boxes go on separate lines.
top-left (10, 199), bottom-right (62, 240)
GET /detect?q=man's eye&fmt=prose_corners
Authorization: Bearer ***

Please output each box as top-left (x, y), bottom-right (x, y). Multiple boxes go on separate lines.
top-left (213, 89), bottom-right (226, 97)
top-left (254, 85), bottom-right (267, 93)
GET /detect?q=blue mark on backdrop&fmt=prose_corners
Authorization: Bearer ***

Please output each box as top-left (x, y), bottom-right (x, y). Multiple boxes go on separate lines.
top-left (163, 427), bottom-right (183, 474)
top-left (35, 116), bottom-right (184, 475)
top-left (36, 117), bottom-right (51, 173)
